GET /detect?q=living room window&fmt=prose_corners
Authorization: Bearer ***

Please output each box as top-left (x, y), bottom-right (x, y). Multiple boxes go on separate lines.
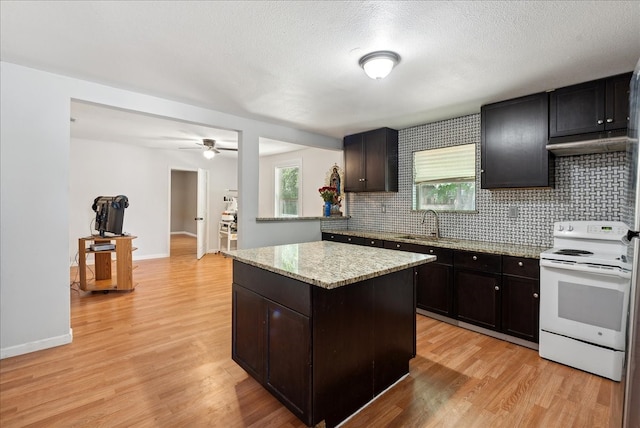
top-left (275, 161), bottom-right (301, 217)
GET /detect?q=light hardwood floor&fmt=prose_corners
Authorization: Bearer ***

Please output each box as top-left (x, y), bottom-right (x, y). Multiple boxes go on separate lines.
top-left (0, 235), bottom-right (624, 427)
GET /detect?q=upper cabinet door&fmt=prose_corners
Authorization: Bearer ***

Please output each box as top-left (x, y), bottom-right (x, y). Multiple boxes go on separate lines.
top-left (549, 79), bottom-right (605, 137)
top-left (481, 92), bottom-right (553, 189)
top-left (344, 134), bottom-right (365, 192)
top-left (549, 72), bottom-right (632, 139)
top-left (363, 128), bottom-right (398, 192)
top-left (343, 128), bottom-right (398, 192)
top-left (605, 73), bottom-right (632, 130)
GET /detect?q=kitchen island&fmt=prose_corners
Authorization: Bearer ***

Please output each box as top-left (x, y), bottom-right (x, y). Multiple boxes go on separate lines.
top-left (224, 241), bottom-right (434, 428)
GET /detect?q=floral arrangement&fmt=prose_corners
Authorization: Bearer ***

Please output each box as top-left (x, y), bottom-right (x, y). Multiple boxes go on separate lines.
top-left (318, 186), bottom-right (338, 202)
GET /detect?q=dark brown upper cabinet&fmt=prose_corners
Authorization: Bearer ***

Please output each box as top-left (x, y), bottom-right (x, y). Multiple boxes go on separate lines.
top-left (344, 127), bottom-right (398, 192)
top-left (481, 92), bottom-right (553, 189)
top-left (549, 72), bottom-right (632, 141)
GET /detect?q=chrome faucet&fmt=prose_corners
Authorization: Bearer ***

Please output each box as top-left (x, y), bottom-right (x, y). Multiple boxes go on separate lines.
top-left (421, 209), bottom-right (440, 239)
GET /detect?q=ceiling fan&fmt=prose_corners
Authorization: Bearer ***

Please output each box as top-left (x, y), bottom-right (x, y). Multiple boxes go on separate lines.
top-left (179, 138), bottom-right (238, 159)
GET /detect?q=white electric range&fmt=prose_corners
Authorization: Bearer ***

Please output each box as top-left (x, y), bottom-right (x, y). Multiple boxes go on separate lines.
top-left (539, 221), bottom-right (631, 381)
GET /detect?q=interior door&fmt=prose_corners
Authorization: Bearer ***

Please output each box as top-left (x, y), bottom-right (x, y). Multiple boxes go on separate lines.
top-left (196, 168), bottom-right (208, 259)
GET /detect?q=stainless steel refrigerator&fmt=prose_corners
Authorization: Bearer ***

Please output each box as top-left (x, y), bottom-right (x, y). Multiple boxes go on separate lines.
top-left (624, 58), bottom-right (640, 428)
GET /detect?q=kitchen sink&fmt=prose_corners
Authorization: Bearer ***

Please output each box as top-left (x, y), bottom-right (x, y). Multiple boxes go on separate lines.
top-left (395, 235), bottom-right (460, 244)
top-left (396, 235), bottom-right (439, 241)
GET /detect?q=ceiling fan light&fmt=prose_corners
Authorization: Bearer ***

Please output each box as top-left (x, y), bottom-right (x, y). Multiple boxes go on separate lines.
top-left (359, 51), bottom-right (400, 80)
top-left (203, 148), bottom-right (216, 159)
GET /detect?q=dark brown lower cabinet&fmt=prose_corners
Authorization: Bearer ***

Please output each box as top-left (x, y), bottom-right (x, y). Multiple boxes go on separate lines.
top-left (416, 261), bottom-right (453, 317)
top-left (454, 269), bottom-right (502, 330)
top-left (320, 235), bottom-right (542, 344)
top-left (232, 284), bottom-right (265, 382)
top-left (501, 256), bottom-right (540, 342)
top-left (231, 260), bottom-right (415, 428)
top-left (265, 301), bottom-right (311, 418)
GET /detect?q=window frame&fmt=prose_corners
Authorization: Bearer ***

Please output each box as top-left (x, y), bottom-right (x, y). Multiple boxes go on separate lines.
top-left (412, 143), bottom-right (477, 213)
top-left (274, 159), bottom-right (302, 218)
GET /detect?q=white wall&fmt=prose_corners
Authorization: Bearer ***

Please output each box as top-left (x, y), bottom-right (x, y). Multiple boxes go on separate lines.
top-left (70, 139), bottom-right (235, 263)
top-left (258, 147), bottom-right (343, 217)
top-left (1, 61), bottom-right (341, 358)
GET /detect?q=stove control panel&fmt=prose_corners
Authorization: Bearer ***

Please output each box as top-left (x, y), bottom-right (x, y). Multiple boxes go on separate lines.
top-left (586, 224), bottom-right (627, 236)
top-left (554, 221), bottom-right (628, 240)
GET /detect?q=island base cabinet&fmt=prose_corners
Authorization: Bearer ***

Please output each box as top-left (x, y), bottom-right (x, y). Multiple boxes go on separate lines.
top-left (265, 302), bottom-right (312, 420)
top-left (312, 268), bottom-right (414, 427)
top-left (312, 280), bottom-right (375, 427)
top-left (372, 269), bottom-right (415, 393)
top-left (231, 260), bottom-right (416, 428)
top-left (232, 285), bottom-right (265, 383)
top-left (232, 283), bottom-right (312, 425)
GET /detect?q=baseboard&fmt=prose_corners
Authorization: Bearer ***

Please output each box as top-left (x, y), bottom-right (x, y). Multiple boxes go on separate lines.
top-left (134, 253), bottom-right (169, 260)
top-left (1, 328), bottom-right (73, 359)
top-left (171, 231), bottom-right (197, 237)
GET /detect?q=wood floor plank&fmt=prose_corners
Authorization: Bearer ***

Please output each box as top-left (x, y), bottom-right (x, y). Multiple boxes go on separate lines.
top-left (0, 234), bottom-right (624, 427)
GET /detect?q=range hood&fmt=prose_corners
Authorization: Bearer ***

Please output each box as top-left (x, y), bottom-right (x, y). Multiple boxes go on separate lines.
top-left (546, 130), bottom-right (629, 157)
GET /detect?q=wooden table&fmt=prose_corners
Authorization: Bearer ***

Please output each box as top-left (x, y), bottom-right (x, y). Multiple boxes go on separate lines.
top-left (78, 235), bottom-right (137, 292)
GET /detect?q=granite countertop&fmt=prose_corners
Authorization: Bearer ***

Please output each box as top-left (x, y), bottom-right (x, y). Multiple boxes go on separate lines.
top-left (322, 229), bottom-right (548, 259)
top-left (223, 241), bottom-right (435, 289)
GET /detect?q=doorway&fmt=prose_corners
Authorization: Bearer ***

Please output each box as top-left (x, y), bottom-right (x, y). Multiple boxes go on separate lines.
top-left (169, 168), bottom-right (210, 259)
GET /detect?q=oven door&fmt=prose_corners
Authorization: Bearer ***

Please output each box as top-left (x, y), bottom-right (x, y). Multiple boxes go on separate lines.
top-left (540, 259), bottom-right (630, 350)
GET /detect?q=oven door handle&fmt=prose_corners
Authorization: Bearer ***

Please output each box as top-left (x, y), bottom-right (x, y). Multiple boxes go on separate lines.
top-left (540, 258), bottom-right (631, 279)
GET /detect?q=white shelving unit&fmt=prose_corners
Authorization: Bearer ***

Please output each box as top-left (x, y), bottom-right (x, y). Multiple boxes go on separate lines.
top-left (219, 220), bottom-right (237, 252)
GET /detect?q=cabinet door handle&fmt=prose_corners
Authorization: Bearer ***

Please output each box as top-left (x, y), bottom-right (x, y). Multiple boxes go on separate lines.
top-left (347, 238), bottom-right (352, 242)
top-left (195, 217), bottom-right (204, 220)
top-left (429, 249), bottom-right (434, 253)
top-left (472, 255), bottom-right (478, 261)
top-left (371, 240), bottom-right (375, 245)
top-left (494, 285), bottom-right (500, 291)
top-left (518, 261), bottom-right (523, 267)
top-left (330, 235), bottom-right (334, 239)
top-left (606, 118), bottom-right (613, 123)
top-left (597, 119), bottom-right (604, 125)
top-left (396, 244), bottom-right (401, 248)
top-left (533, 293), bottom-right (539, 299)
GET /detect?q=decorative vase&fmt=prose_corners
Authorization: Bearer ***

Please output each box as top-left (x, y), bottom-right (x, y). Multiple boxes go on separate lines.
top-left (324, 201), bottom-right (331, 217)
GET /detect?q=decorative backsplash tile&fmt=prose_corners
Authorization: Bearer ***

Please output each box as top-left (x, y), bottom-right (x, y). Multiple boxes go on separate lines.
top-left (322, 113), bottom-right (626, 248)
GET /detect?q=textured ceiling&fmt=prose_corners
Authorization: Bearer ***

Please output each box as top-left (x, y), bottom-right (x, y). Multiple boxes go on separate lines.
top-left (2, 1), bottom-right (640, 146)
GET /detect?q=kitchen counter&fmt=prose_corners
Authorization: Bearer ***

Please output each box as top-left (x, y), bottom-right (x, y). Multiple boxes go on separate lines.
top-left (322, 229), bottom-right (547, 259)
top-left (223, 240), bottom-right (435, 289)
top-left (230, 240), bottom-right (425, 427)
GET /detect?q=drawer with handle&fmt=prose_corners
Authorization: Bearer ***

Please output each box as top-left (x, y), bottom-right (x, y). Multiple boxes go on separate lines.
top-left (502, 255), bottom-right (540, 278)
top-left (454, 250), bottom-right (501, 272)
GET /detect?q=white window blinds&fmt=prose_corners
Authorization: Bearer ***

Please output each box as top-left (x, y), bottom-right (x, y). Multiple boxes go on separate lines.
top-left (413, 143), bottom-right (476, 184)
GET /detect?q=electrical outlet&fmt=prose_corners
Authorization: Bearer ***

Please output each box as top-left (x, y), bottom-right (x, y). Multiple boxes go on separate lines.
top-left (508, 206), bottom-right (519, 218)
top-left (381, 204), bottom-right (386, 213)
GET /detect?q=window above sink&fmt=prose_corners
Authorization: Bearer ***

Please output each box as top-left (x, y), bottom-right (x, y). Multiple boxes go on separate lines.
top-left (412, 143), bottom-right (476, 212)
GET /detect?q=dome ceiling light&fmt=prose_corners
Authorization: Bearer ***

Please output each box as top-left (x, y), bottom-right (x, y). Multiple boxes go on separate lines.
top-left (358, 51), bottom-right (401, 80)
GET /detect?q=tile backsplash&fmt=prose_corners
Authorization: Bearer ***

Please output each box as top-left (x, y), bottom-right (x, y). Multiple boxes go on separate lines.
top-left (323, 113), bottom-right (625, 248)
